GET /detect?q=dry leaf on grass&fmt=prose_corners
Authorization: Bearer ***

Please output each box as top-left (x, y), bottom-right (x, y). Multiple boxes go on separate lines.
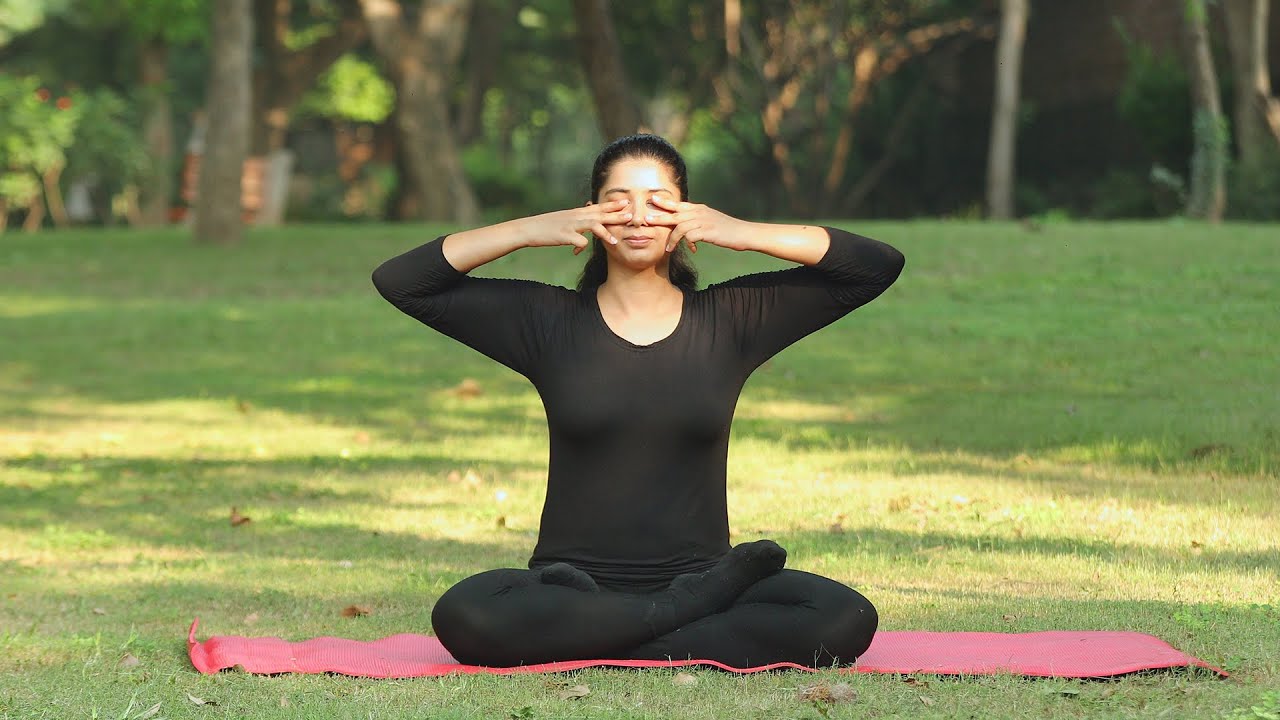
top-left (342, 604), bottom-right (372, 617)
top-left (92, 607), bottom-right (106, 615)
top-left (919, 695), bottom-right (936, 706)
top-left (448, 378), bottom-right (483, 398)
top-left (136, 702), bottom-right (162, 719)
top-left (118, 653), bottom-right (140, 668)
top-left (558, 684), bottom-right (590, 700)
top-left (672, 671), bottom-right (698, 686)
top-left (186, 692), bottom-right (217, 706)
top-left (229, 507), bottom-right (251, 526)
top-left (797, 682), bottom-right (857, 703)
top-left (280, 696), bottom-right (290, 707)
top-left (243, 612), bottom-right (260, 625)
top-left (902, 677), bottom-right (929, 687)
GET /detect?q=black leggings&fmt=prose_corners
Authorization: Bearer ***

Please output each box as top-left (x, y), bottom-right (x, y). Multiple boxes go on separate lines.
top-left (431, 568), bottom-right (877, 668)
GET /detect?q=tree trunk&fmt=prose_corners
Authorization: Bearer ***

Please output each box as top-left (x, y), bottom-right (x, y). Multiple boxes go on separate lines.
top-left (138, 38), bottom-right (174, 227)
top-left (1224, 0), bottom-right (1280, 170)
top-left (251, 0), bottom-right (367, 156)
top-left (194, 0), bottom-right (253, 245)
top-left (1184, 0), bottom-right (1228, 221)
top-left (571, 0), bottom-right (644, 140)
top-left (456, 0), bottom-right (516, 146)
top-left (986, 0), bottom-right (1027, 219)
top-left (360, 0), bottom-right (479, 223)
top-left (43, 164), bottom-right (69, 227)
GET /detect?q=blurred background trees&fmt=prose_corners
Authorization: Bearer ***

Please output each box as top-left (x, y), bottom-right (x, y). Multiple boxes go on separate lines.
top-left (1, 0), bottom-right (1278, 233)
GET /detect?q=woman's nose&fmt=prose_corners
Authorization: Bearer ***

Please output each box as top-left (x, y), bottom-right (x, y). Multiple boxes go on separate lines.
top-left (627, 198), bottom-right (646, 226)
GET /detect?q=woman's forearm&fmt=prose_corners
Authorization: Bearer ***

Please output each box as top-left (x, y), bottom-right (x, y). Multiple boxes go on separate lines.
top-left (440, 220), bottom-right (534, 273)
top-left (738, 222), bottom-right (832, 265)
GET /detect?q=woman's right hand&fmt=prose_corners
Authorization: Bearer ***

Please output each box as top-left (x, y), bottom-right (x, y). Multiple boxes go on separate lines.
top-left (519, 200), bottom-right (632, 255)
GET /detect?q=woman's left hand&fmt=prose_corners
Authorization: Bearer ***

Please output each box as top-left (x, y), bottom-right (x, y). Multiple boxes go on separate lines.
top-left (646, 196), bottom-right (755, 253)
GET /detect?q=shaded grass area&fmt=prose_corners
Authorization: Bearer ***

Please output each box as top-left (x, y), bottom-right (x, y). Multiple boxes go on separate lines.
top-left (1, 221), bottom-right (1277, 718)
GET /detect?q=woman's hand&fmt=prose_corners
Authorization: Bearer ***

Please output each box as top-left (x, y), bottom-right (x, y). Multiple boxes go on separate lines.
top-left (645, 196), bottom-right (755, 253)
top-left (520, 200), bottom-right (633, 255)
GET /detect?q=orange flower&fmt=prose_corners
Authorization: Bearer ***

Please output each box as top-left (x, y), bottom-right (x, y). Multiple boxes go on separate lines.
top-left (35, 88), bottom-right (51, 102)
top-left (56, 97), bottom-right (72, 110)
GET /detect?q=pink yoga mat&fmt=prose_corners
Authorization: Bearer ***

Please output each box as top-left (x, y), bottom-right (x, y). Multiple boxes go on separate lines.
top-left (187, 620), bottom-right (1224, 679)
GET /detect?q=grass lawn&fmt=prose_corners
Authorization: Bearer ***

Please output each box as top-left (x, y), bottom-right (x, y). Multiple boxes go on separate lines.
top-left (1, 220), bottom-right (1277, 719)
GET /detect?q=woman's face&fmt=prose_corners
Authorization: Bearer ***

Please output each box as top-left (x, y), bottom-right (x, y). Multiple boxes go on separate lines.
top-left (594, 157), bottom-right (681, 270)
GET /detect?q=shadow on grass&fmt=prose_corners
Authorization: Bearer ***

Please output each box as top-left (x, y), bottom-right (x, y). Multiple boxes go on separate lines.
top-left (0, 453), bottom-right (541, 563)
top-left (776, 527), bottom-right (1280, 578)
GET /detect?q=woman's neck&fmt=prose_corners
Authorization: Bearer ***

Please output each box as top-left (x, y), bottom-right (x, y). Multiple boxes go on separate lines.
top-left (597, 263), bottom-right (682, 318)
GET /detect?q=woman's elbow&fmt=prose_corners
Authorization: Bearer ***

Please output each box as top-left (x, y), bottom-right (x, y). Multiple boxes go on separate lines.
top-left (371, 261), bottom-right (409, 305)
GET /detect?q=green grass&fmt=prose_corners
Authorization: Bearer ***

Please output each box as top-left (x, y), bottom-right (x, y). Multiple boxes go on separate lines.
top-left (1, 220), bottom-right (1277, 719)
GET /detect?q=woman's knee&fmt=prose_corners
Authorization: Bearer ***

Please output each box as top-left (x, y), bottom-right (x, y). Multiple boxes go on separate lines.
top-left (817, 586), bottom-right (878, 663)
top-left (431, 569), bottom-right (532, 661)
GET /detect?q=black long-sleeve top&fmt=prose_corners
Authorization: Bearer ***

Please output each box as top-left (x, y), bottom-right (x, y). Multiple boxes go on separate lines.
top-left (372, 227), bottom-right (905, 592)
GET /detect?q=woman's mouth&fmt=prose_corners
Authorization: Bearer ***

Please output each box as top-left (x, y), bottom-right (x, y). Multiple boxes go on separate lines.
top-left (624, 235), bottom-right (654, 247)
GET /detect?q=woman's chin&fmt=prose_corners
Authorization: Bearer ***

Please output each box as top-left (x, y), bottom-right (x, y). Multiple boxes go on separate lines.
top-left (608, 244), bottom-right (668, 270)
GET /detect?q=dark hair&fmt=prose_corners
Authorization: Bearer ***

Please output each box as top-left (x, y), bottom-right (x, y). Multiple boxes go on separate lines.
top-left (576, 134), bottom-right (699, 293)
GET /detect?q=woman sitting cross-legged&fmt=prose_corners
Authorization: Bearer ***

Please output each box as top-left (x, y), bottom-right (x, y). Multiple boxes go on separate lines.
top-left (371, 134), bottom-right (905, 668)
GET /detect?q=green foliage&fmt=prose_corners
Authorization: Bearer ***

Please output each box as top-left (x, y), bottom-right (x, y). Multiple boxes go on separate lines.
top-left (462, 144), bottom-right (537, 223)
top-left (1226, 691), bottom-right (1280, 720)
top-left (0, 74), bottom-right (81, 207)
top-left (83, 0), bottom-right (207, 44)
top-left (300, 54), bottom-right (397, 124)
top-left (1116, 31), bottom-right (1192, 170)
top-left (1227, 150), bottom-right (1280, 220)
top-left (0, 0), bottom-right (70, 46)
top-left (65, 87), bottom-right (150, 191)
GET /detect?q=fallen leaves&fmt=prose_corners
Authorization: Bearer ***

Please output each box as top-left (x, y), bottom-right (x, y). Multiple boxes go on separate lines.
top-left (136, 702), bottom-right (162, 719)
top-left (672, 671), bottom-right (698, 687)
top-left (557, 684), bottom-right (590, 700)
top-left (229, 507), bottom-right (251, 527)
top-left (341, 604), bottom-right (372, 617)
top-left (797, 682), bottom-right (857, 704)
top-left (544, 679), bottom-right (591, 700)
top-left (118, 653), bottom-right (140, 668)
top-left (448, 378), bottom-right (483, 398)
top-left (186, 692), bottom-right (217, 706)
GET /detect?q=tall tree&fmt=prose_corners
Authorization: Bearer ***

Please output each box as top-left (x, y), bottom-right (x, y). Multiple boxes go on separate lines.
top-left (360, 0), bottom-right (478, 223)
top-left (1223, 0), bottom-right (1280, 171)
top-left (571, 0), bottom-right (644, 140)
top-left (194, 0), bottom-right (252, 244)
top-left (717, 1), bottom-right (992, 216)
top-left (1183, 0), bottom-right (1227, 221)
top-left (82, 0), bottom-right (208, 226)
top-left (251, 0), bottom-right (367, 156)
top-left (985, 0), bottom-right (1027, 220)
top-left (250, 0), bottom-right (366, 225)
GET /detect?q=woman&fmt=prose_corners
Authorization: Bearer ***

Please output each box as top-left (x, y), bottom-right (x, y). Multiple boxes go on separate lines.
top-left (372, 134), bottom-right (904, 668)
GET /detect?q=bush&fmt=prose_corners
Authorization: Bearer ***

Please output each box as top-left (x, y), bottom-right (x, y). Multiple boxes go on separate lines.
top-left (1228, 152), bottom-right (1280, 221)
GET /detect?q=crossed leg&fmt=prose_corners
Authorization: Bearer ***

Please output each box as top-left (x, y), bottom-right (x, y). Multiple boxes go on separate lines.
top-left (625, 569), bottom-right (877, 667)
top-left (430, 543), bottom-right (875, 668)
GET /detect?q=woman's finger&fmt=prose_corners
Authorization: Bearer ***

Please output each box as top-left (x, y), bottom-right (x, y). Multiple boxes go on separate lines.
top-left (649, 195), bottom-right (686, 212)
top-left (593, 223), bottom-right (615, 244)
top-left (668, 220), bottom-right (700, 251)
top-left (646, 211), bottom-right (687, 226)
top-left (606, 209), bottom-right (633, 224)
